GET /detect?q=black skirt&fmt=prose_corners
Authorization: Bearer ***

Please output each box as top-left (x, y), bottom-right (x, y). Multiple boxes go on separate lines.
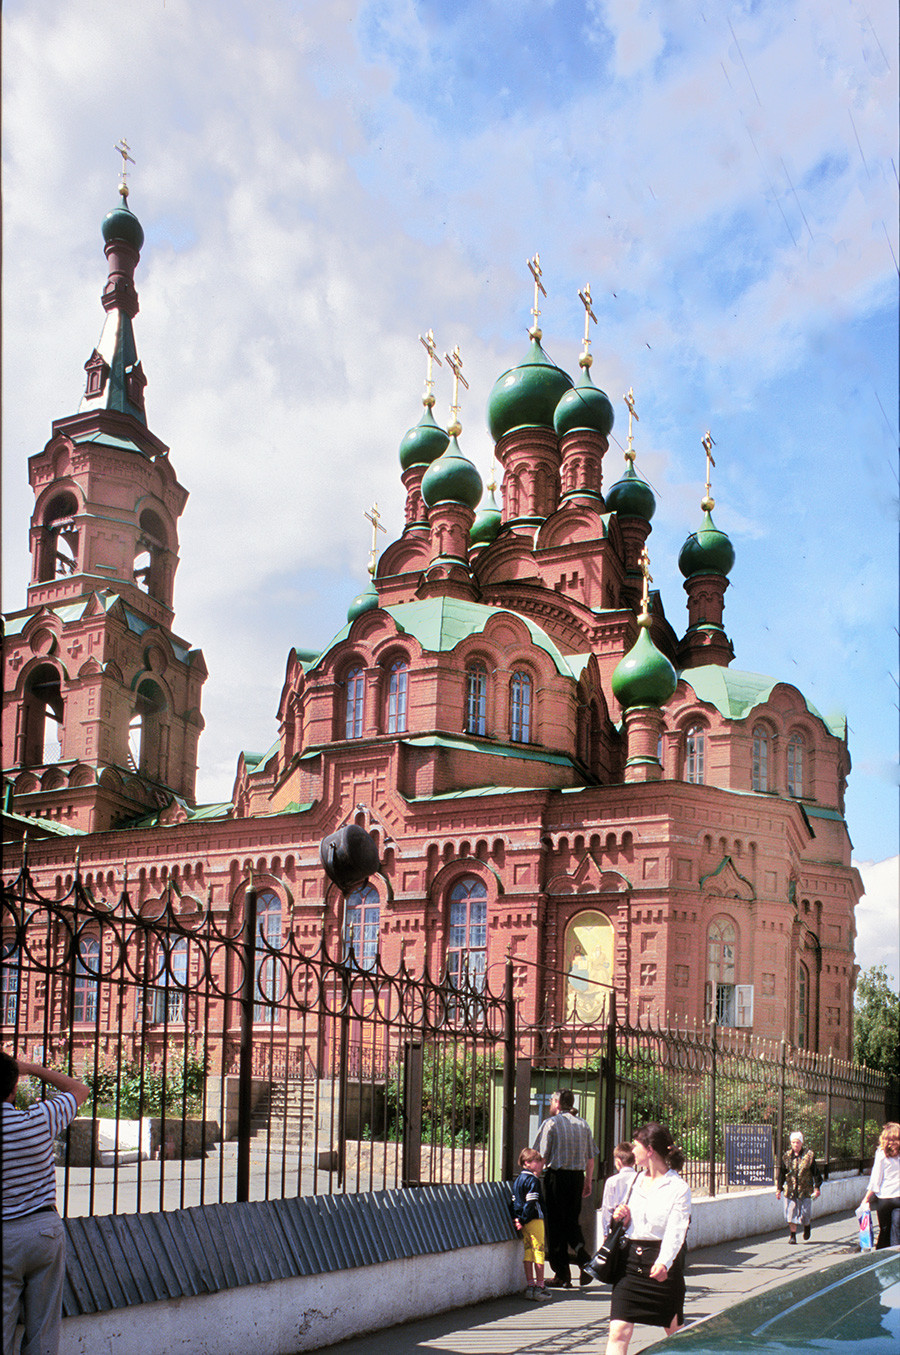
top-left (609, 1238), bottom-right (687, 1328)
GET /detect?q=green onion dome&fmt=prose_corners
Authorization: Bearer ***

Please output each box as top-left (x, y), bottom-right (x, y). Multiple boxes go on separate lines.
top-left (553, 363), bottom-right (614, 438)
top-left (469, 483), bottom-right (502, 547)
top-left (421, 437), bottom-right (483, 510)
top-left (605, 461), bottom-right (657, 521)
top-left (611, 622), bottom-right (677, 709)
top-left (487, 337), bottom-right (573, 442)
top-left (678, 509), bottom-right (735, 578)
top-left (101, 201), bottom-right (144, 252)
top-left (347, 577), bottom-right (379, 622)
top-left (399, 401), bottom-right (450, 471)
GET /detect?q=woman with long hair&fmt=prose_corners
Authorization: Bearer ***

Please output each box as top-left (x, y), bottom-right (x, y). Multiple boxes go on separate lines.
top-left (862, 1121), bottom-right (900, 1249)
top-left (604, 1122), bottom-right (691, 1355)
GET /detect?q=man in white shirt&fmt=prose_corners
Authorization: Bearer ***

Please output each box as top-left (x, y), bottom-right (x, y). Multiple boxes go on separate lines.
top-left (534, 1088), bottom-right (599, 1287)
top-left (2, 1051), bottom-right (90, 1355)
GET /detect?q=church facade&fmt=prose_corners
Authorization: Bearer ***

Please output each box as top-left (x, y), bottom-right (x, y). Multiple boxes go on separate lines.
top-left (2, 188), bottom-right (862, 1060)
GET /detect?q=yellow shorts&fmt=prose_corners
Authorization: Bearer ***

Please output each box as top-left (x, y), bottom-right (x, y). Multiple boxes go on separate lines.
top-left (522, 1219), bottom-right (545, 1265)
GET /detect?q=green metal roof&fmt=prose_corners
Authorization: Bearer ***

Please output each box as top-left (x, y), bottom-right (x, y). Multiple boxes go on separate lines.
top-left (1, 810), bottom-right (85, 837)
top-left (402, 733), bottom-right (576, 768)
top-left (678, 666), bottom-right (845, 738)
top-left (77, 432), bottom-right (145, 454)
top-left (317, 597), bottom-right (577, 677)
top-left (406, 784), bottom-right (543, 803)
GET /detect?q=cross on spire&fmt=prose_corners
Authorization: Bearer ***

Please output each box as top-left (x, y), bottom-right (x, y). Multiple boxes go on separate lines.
top-left (702, 430), bottom-right (716, 510)
top-left (527, 253), bottom-right (546, 340)
top-left (418, 329), bottom-right (442, 407)
top-left (364, 502), bottom-right (386, 577)
top-left (444, 344), bottom-right (468, 437)
top-left (624, 387), bottom-right (640, 464)
top-left (114, 138), bottom-right (135, 201)
top-left (578, 283), bottom-right (596, 367)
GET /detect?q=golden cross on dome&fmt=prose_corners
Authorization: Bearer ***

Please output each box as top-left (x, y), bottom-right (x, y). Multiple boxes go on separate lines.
top-left (527, 253), bottom-right (546, 338)
top-left (702, 430), bottom-right (716, 510)
top-left (364, 502), bottom-right (386, 577)
top-left (578, 284), bottom-right (596, 356)
top-left (114, 138), bottom-right (135, 200)
top-left (418, 330), bottom-right (442, 404)
top-left (444, 345), bottom-right (468, 436)
top-left (624, 387), bottom-right (640, 463)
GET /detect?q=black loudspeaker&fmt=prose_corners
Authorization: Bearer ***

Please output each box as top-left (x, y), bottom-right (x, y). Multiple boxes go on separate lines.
top-left (319, 824), bottom-right (380, 893)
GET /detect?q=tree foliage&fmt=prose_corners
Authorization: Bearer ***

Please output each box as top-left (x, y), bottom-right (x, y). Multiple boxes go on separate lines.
top-left (854, 965), bottom-right (900, 1076)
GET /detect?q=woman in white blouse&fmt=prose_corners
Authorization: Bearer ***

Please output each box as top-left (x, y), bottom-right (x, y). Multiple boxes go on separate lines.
top-left (604, 1122), bottom-right (691, 1355)
top-left (863, 1121), bottom-right (900, 1249)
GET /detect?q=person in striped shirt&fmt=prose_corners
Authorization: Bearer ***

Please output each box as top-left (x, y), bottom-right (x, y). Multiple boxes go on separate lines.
top-left (534, 1088), bottom-right (599, 1287)
top-left (1, 1051), bottom-right (89, 1355)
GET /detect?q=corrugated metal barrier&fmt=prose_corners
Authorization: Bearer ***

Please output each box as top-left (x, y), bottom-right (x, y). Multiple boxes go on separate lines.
top-left (62, 1180), bottom-right (516, 1317)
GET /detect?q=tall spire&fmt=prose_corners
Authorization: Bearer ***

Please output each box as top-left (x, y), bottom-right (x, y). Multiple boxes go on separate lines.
top-left (80, 141), bottom-right (147, 423)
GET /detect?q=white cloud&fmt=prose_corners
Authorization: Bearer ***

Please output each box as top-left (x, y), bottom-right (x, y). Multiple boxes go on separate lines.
top-left (853, 857), bottom-right (900, 991)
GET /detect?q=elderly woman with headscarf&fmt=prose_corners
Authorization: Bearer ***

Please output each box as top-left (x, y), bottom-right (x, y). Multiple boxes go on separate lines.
top-left (776, 1129), bottom-right (822, 1243)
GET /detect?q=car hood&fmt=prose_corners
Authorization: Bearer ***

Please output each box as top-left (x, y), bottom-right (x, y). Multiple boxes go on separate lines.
top-left (644, 1248), bottom-right (900, 1352)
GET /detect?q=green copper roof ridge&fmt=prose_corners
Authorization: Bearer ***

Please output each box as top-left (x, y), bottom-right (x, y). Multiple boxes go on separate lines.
top-left (676, 664), bottom-right (844, 737)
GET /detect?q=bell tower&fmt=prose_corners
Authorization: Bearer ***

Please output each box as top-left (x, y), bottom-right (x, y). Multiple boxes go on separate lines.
top-left (2, 151), bottom-right (206, 832)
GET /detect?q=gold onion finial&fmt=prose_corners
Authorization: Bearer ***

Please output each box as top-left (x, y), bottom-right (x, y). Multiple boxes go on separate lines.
top-left (527, 253), bottom-right (546, 340)
top-left (638, 546), bottom-right (653, 627)
top-left (364, 502), bottom-right (386, 579)
top-left (444, 344), bottom-right (468, 438)
top-left (114, 138), bottom-right (135, 202)
top-left (624, 387), bottom-right (640, 465)
top-left (702, 430), bottom-right (716, 511)
top-left (578, 283), bottom-right (596, 369)
top-left (418, 329), bottom-right (442, 409)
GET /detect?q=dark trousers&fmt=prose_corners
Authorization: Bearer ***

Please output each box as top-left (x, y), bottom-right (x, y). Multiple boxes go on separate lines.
top-left (872, 1196), bottom-right (900, 1249)
top-left (544, 1168), bottom-right (587, 1282)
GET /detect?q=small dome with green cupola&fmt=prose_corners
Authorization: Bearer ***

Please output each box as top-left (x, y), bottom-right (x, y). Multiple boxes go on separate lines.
top-left (487, 337), bottom-right (572, 442)
top-left (611, 621), bottom-right (677, 709)
top-left (678, 509), bottom-right (735, 578)
top-left (399, 401), bottom-right (450, 471)
top-left (347, 577), bottom-right (380, 622)
top-left (606, 461), bottom-right (656, 521)
top-left (469, 482), bottom-right (502, 548)
top-left (102, 200), bottom-right (145, 253)
top-left (421, 437), bottom-right (483, 510)
top-left (553, 363), bottom-right (614, 438)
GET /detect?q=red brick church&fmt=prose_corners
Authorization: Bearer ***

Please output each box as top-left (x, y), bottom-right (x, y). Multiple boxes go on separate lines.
top-left (2, 182), bottom-right (862, 1058)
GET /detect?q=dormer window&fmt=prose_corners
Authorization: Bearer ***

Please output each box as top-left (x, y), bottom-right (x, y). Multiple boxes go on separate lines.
top-left (83, 349), bottom-right (110, 398)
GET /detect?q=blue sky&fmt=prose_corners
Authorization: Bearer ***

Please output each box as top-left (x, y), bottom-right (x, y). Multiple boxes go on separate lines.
top-left (2, 0), bottom-right (897, 979)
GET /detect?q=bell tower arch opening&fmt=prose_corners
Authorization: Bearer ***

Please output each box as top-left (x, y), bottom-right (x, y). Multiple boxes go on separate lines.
top-left (128, 679), bottom-right (167, 780)
top-left (21, 663), bottom-right (65, 768)
top-left (35, 491), bottom-right (80, 583)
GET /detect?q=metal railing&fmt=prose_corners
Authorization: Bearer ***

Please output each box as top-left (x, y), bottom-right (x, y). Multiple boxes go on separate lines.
top-left (1, 858), bottom-right (890, 1217)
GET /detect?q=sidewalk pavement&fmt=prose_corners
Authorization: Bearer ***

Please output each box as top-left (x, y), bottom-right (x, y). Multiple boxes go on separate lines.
top-left (310, 1211), bottom-right (861, 1355)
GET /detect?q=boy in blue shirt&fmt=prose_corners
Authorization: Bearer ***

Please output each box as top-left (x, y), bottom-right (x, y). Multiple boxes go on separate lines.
top-left (511, 1148), bottom-right (552, 1300)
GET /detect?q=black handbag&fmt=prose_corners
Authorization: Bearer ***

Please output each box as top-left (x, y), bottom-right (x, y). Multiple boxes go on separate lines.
top-left (583, 1172), bottom-right (639, 1284)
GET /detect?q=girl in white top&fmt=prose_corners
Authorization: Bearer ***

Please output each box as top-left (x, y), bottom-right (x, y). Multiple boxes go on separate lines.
top-left (605, 1122), bottom-right (692, 1355)
top-left (600, 1141), bottom-right (638, 1236)
top-left (863, 1122), bottom-right (900, 1249)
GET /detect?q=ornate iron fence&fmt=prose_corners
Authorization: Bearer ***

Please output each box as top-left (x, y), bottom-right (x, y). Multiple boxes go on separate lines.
top-left (1, 857), bottom-right (889, 1217)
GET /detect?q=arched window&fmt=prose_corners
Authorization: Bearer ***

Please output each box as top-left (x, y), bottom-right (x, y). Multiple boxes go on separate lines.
top-left (387, 661), bottom-right (409, 735)
top-left (707, 918), bottom-right (736, 1025)
top-left (21, 665), bottom-right (64, 768)
top-left (37, 492), bottom-right (79, 582)
top-left (133, 509), bottom-right (167, 601)
top-left (465, 665), bottom-right (487, 736)
top-left (797, 960), bottom-right (809, 1048)
top-left (128, 680), bottom-right (166, 778)
top-left (1, 948), bottom-right (19, 1026)
top-left (254, 890), bottom-right (283, 1024)
top-left (345, 667), bottom-right (365, 739)
top-left (510, 671), bottom-right (532, 743)
top-left (685, 725), bottom-right (705, 784)
top-left (752, 725), bottom-right (769, 792)
top-left (448, 877), bottom-right (487, 990)
top-left (344, 884), bottom-right (380, 970)
top-left (153, 937), bottom-right (188, 1024)
top-left (787, 735), bottom-right (804, 798)
top-left (74, 937), bottom-right (100, 1025)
